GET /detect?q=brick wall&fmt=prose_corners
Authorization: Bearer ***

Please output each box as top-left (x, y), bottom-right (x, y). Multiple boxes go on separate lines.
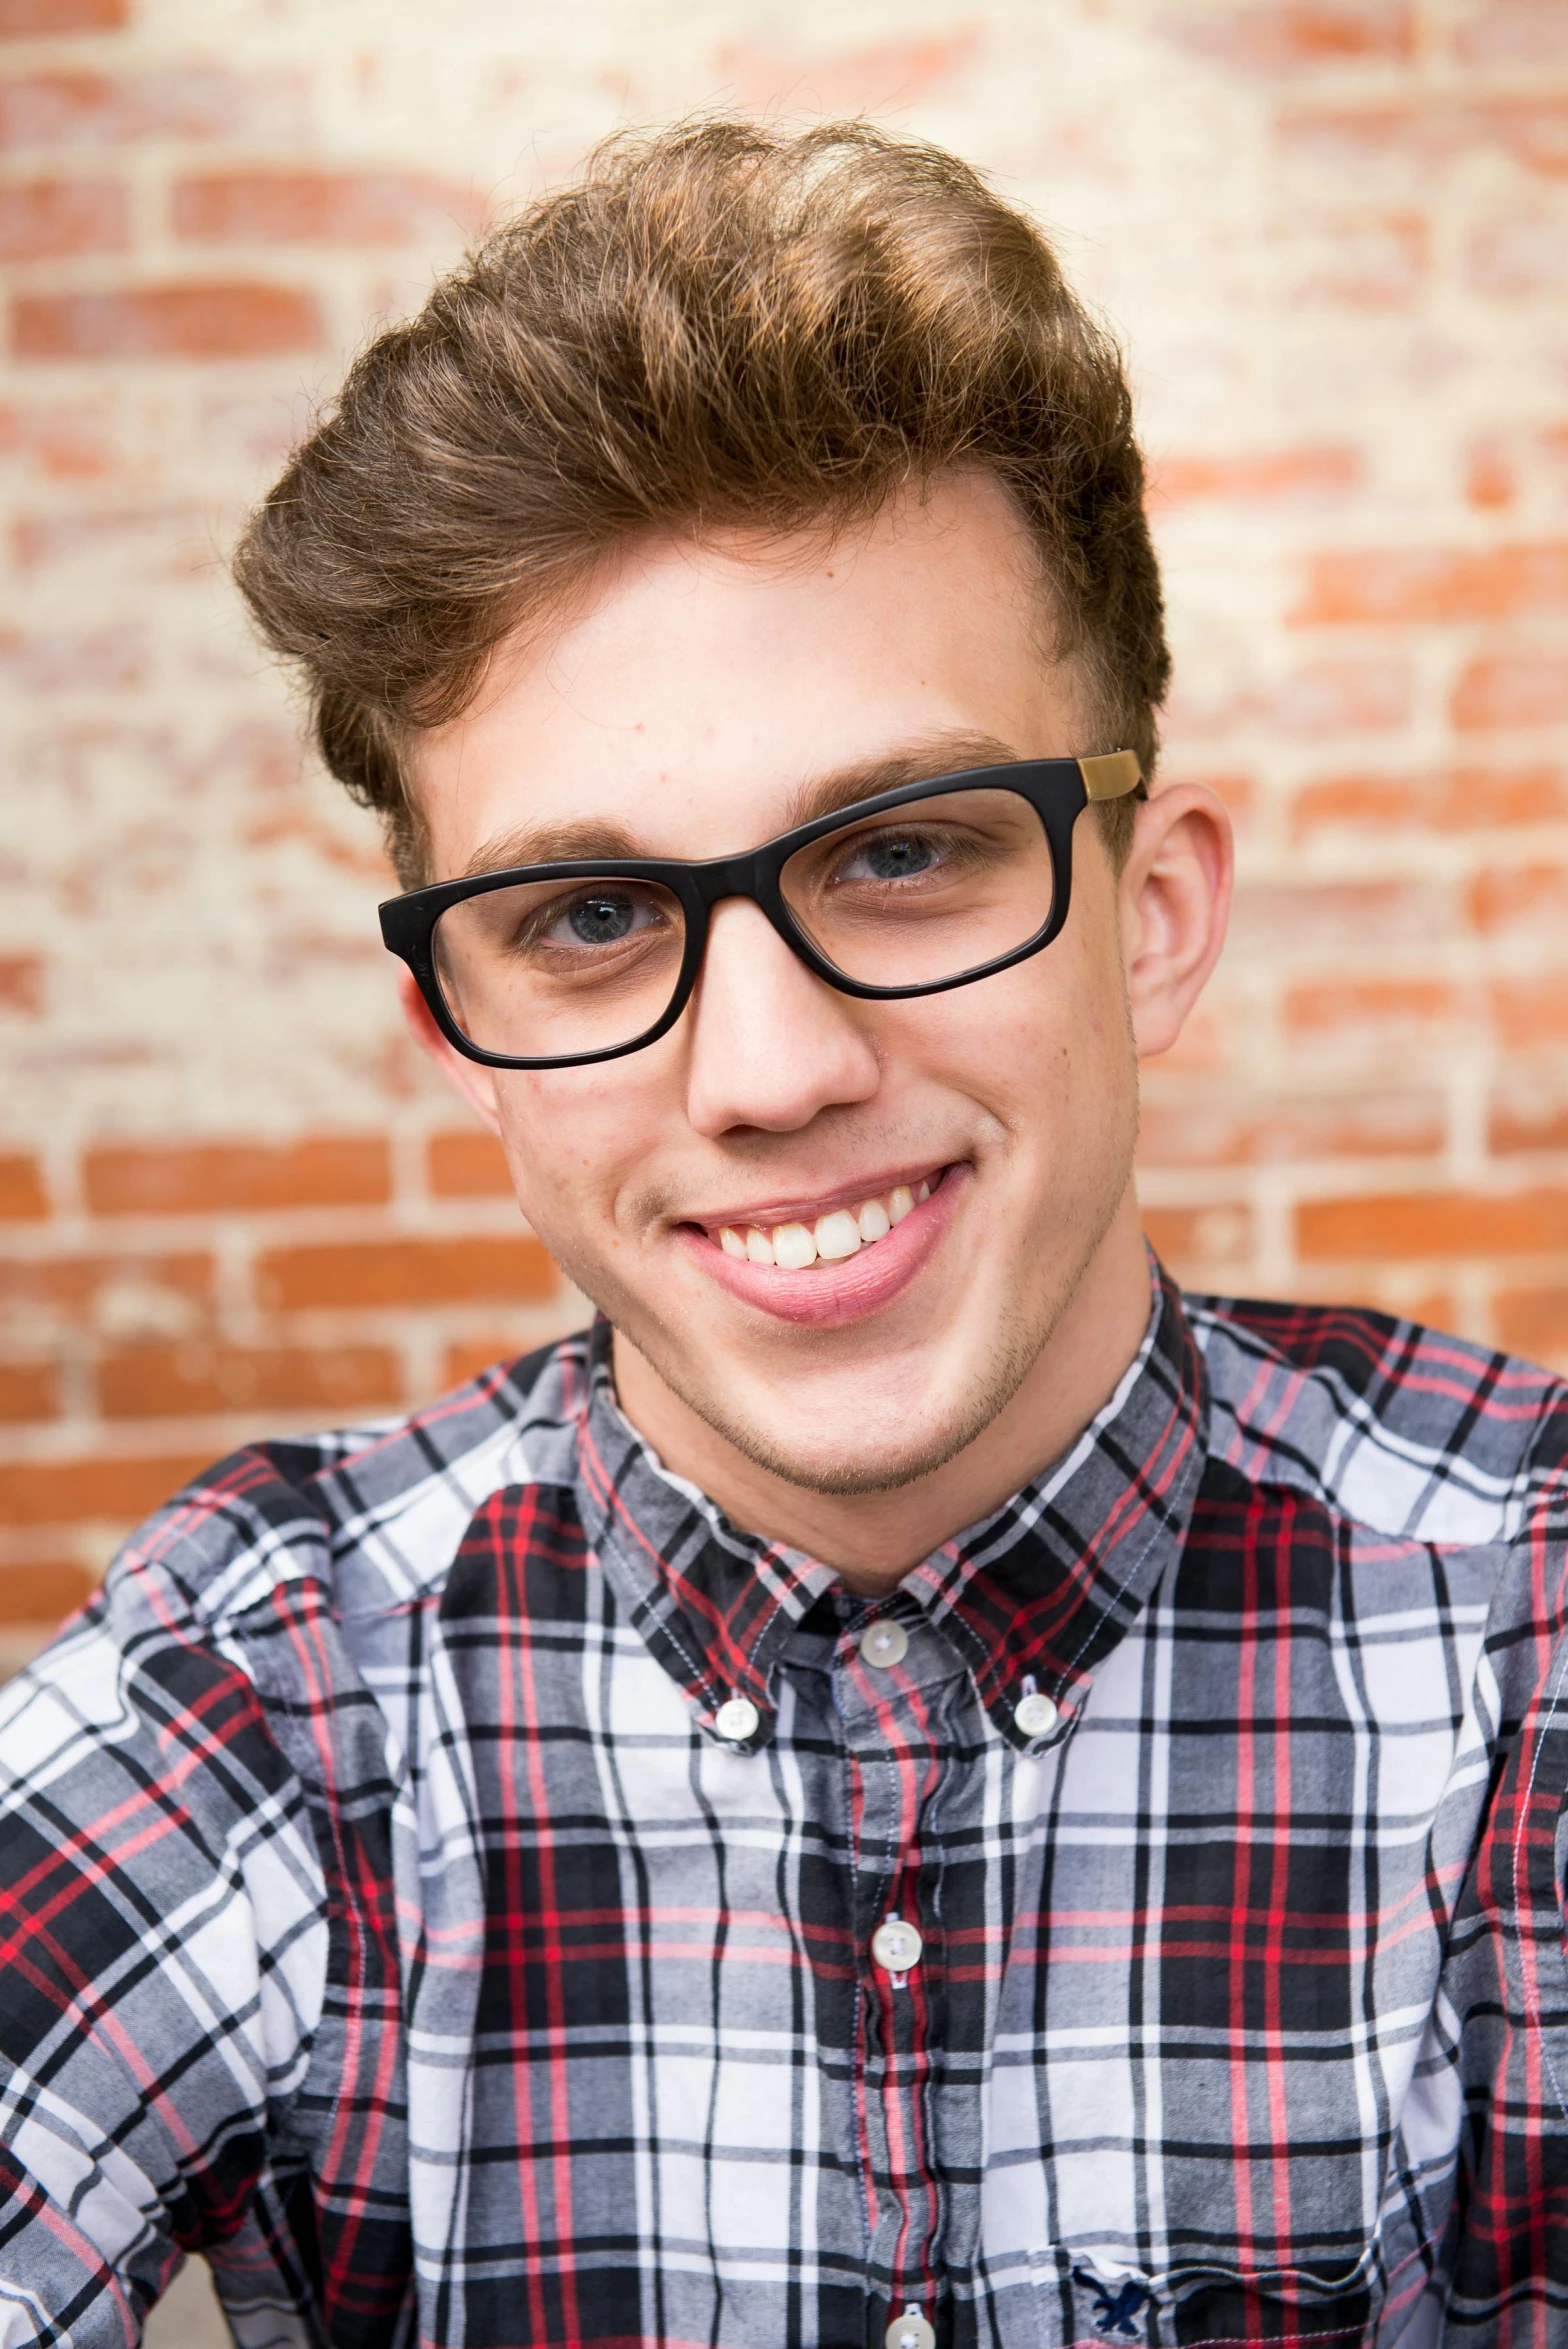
top-left (4, 0), bottom-right (1568, 1663)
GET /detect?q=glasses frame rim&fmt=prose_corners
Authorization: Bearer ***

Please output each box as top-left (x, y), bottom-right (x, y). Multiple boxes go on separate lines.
top-left (378, 751), bottom-right (1142, 1071)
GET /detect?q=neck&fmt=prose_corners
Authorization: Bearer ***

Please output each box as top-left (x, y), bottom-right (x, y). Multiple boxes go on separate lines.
top-left (611, 1191), bottom-right (1154, 1592)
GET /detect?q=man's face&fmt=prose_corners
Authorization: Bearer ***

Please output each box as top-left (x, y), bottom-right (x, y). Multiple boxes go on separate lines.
top-left (411, 472), bottom-right (1147, 1496)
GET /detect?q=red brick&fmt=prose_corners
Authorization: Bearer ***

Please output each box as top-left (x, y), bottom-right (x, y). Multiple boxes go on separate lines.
top-left (0, 177), bottom-right (125, 262)
top-left (1494, 1285), bottom-right (1568, 1366)
top-left (1469, 213), bottom-right (1568, 299)
top-left (1138, 1085), bottom-right (1444, 1164)
top-left (1228, 878), bottom-right (1451, 956)
top-left (0, 397), bottom-right (117, 477)
top-left (1281, 99), bottom-right (1568, 181)
top-left (1294, 543), bottom-right (1568, 626)
top-left (255, 1234), bottom-right (558, 1312)
top-left (1489, 1082), bottom-right (1568, 1156)
top-left (1481, 99), bottom-right (1568, 178)
top-left (1272, 658), bottom-right (1412, 734)
top-left (1467, 441), bottom-right (1515, 510)
top-left (1298, 1187), bottom-right (1568, 1261)
top-left (0, 1562), bottom-right (94, 1627)
top-left (13, 281), bottom-right (321, 361)
top-left (1282, 977), bottom-right (1459, 1039)
top-left (0, 1451), bottom-right (206, 1528)
top-left (1291, 765), bottom-right (1568, 837)
top-left (0, 954), bottom-right (41, 1013)
top-left (84, 1134), bottom-right (390, 1216)
top-left (1455, 4), bottom-right (1568, 71)
top-left (0, 622), bottom-right (144, 690)
top-left (0, 1360), bottom-right (57, 1420)
top-left (0, 67), bottom-right (268, 149)
top-left (1149, 446), bottom-right (1362, 504)
top-left (1163, 4), bottom-right (1414, 71)
top-left (1490, 975), bottom-right (1568, 1049)
top-left (11, 504), bottom-right (206, 574)
top-left (1453, 654), bottom-right (1568, 730)
top-left (173, 169), bottom-right (484, 248)
top-left (427, 1128), bottom-right (511, 1198)
top-left (1463, 424), bottom-right (1568, 516)
top-left (1304, 212), bottom-right (1428, 309)
top-left (0, 1154), bottom-right (45, 1219)
top-left (441, 1334), bottom-right (522, 1387)
top-left (97, 1339), bottom-right (402, 1419)
top-left (1141, 1203), bottom-right (1254, 1271)
top-left (0, 0), bottom-right (126, 26)
top-left (715, 29), bottom-right (983, 115)
top-left (1469, 863), bottom-right (1568, 934)
top-left (0, 1249), bottom-right (212, 1317)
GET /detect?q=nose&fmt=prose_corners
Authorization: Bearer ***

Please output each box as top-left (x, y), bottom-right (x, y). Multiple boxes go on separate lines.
top-left (681, 896), bottom-right (882, 1137)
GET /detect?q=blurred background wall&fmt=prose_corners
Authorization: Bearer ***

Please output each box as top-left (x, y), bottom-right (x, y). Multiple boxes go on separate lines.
top-left (3, 0), bottom-right (1568, 1669)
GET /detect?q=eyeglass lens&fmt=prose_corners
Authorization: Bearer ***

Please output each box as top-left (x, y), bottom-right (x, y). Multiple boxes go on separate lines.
top-left (430, 786), bottom-right (1058, 1061)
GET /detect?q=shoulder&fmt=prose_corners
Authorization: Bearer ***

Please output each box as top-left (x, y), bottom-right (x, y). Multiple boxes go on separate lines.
top-left (1184, 1290), bottom-right (1568, 1550)
top-left (85, 1326), bottom-right (597, 1661)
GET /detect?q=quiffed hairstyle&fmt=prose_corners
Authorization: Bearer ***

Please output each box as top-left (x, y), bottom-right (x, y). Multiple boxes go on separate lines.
top-left (235, 118), bottom-right (1169, 887)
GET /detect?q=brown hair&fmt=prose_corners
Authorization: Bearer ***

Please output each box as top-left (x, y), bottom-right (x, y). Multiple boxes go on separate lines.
top-left (234, 117), bottom-right (1168, 887)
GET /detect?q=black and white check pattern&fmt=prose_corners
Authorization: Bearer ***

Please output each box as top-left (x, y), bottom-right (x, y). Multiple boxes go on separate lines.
top-left (1, 1269), bottom-right (1567, 2346)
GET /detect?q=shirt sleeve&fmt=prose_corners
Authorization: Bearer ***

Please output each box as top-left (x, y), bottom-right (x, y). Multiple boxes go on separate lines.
top-left (0, 1559), bottom-right (329, 2345)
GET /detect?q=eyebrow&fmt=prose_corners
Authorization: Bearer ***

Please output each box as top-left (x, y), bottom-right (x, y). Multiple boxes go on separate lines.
top-left (458, 728), bottom-right (1025, 879)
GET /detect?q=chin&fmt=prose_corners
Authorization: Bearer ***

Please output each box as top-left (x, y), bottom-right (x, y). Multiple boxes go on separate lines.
top-left (694, 1349), bottom-right (1026, 1500)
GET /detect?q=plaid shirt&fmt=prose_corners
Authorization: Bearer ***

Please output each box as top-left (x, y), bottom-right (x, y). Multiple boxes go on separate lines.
top-left (3, 1267), bottom-right (1568, 2349)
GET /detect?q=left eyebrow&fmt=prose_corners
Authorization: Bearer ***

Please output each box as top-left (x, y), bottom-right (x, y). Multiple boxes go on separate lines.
top-left (781, 730), bottom-right (1025, 829)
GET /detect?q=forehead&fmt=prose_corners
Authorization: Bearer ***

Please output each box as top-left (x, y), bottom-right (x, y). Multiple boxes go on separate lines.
top-left (410, 470), bottom-right (1083, 878)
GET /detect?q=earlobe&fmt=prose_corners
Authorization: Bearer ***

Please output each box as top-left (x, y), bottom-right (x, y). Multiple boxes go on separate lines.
top-left (1120, 784), bottom-right (1234, 1061)
top-left (395, 964), bottom-right (505, 1133)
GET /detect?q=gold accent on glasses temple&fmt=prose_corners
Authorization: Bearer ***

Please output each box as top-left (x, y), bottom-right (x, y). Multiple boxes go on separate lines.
top-left (1077, 750), bottom-right (1143, 801)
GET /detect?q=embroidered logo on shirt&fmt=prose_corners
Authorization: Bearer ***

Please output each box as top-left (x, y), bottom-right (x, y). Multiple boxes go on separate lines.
top-left (1079, 2275), bottom-right (1148, 2339)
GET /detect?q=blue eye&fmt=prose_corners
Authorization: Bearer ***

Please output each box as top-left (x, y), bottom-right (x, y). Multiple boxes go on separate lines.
top-left (564, 893), bottom-right (638, 945)
top-left (541, 888), bottom-right (667, 950)
top-left (855, 833), bottom-right (938, 881)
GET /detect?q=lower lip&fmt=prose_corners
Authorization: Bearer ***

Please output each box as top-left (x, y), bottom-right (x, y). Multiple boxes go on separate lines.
top-left (674, 1167), bottom-right (969, 1328)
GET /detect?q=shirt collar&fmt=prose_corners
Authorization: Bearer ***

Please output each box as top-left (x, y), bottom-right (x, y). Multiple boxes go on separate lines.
top-left (573, 1255), bottom-right (1209, 1754)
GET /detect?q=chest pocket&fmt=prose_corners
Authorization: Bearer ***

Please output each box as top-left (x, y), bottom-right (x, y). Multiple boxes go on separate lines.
top-left (990, 1808), bottom-right (1403, 2348)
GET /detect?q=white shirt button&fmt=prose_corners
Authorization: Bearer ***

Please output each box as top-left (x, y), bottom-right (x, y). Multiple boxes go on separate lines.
top-left (859, 1618), bottom-right (909, 1668)
top-left (713, 1696), bottom-right (759, 1743)
top-left (1014, 1689), bottom-right (1058, 1739)
top-left (886, 2307), bottom-right (936, 2349)
top-left (870, 1917), bottom-right (923, 1973)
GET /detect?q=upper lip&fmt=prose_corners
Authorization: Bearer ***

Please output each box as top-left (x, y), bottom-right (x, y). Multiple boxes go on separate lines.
top-left (682, 1162), bottom-right (955, 1236)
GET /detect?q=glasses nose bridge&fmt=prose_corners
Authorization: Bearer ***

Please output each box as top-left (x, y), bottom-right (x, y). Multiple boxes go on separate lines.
top-left (690, 842), bottom-right (793, 939)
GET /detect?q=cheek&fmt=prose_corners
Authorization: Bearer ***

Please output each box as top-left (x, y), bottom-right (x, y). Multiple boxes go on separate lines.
top-left (919, 941), bottom-right (1129, 1123)
top-left (489, 1070), bottom-right (652, 1220)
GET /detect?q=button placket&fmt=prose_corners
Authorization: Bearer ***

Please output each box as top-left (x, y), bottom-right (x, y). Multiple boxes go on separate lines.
top-left (870, 1911), bottom-right (923, 1980)
top-left (886, 2304), bottom-right (936, 2349)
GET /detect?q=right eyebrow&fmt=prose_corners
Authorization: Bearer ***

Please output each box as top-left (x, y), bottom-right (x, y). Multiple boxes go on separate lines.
top-left (460, 818), bottom-right (642, 878)
top-left (458, 728), bottom-right (1027, 880)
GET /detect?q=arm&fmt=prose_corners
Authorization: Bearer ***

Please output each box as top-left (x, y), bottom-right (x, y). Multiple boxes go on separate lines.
top-left (0, 1572), bottom-right (329, 2345)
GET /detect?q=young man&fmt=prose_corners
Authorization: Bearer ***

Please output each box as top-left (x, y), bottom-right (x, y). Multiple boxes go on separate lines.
top-left (1, 119), bottom-right (1565, 2349)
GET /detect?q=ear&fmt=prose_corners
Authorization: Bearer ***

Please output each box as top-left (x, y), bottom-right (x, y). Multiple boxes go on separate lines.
top-left (396, 964), bottom-right (504, 1133)
top-left (1117, 783), bottom-right (1234, 1060)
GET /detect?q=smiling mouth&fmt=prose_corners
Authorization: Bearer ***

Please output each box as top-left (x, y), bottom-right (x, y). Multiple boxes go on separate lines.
top-left (695, 1167), bottom-right (949, 1271)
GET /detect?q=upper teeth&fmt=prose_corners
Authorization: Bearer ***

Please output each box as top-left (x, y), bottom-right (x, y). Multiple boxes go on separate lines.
top-left (717, 1179), bottom-right (933, 1269)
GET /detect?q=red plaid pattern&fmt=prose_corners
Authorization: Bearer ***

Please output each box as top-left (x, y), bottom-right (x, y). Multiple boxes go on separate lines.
top-left (1, 1268), bottom-right (1566, 2346)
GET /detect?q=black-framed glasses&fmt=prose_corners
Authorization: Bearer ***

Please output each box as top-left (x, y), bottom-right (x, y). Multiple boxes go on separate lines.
top-left (379, 750), bottom-right (1143, 1070)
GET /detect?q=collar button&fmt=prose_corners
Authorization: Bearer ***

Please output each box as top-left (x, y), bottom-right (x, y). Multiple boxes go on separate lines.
top-left (859, 1618), bottom-right (909, 1668)
top-left (1014, 1688), bottom-right (1058, 1739)
top-left (886, 2306), bottom-right (936, 2349)
top-left (713, 1696), bottom-right (759, 1743)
